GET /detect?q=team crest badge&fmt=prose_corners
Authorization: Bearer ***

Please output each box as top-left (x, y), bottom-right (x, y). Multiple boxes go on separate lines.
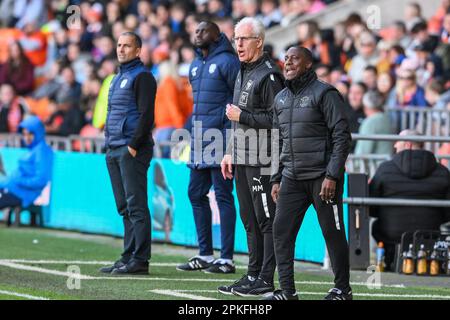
top-left (191, 67), bottom-right (198, 77)
top-left (209, 64), bottom-right (217, 74)
top-left (120, 79), bottom-right (128, 88)
top-left (299, 96), bottom-right (311, 108)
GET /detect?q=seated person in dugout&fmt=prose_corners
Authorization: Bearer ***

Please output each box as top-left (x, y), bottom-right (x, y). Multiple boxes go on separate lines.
top-left (369, 129), bottom-right (450, 271)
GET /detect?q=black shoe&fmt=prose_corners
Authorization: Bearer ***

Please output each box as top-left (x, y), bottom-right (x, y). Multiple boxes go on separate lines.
top-left (176, 257), bottom-right (213, 271)
top-left (324, 288), bottom-right (353, 300)
top-left (203, 260), bottom-right (236, 274)
top-left (263, 290), bottom-right (299, 300)
top-left (232, 277), bottom-right (274, 297)
top-left (218, 275), bottom-right (255, 295)
top-left (111, 261), bottom-right (149, 275)
top-left (99, 260), bottom-right (127, 274)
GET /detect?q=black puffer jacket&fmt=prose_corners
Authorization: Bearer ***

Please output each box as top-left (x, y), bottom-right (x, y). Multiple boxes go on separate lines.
top-left (271, 69), bottom-right (351, 182)
top-left (369, 149), bottom-right (450, 243)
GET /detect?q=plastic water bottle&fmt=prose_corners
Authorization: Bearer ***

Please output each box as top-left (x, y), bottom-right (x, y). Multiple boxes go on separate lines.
top-left (402, 244), bottom-right (415, 275)
top-left (376, 242), bottom-right (385, 272)
top-left (416, 244), bottom-right (428, 276)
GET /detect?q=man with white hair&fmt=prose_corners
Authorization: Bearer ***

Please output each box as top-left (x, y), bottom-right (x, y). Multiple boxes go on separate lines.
top-left (220, 17), bottom-right (284, 297)
top-left (354, 90), bottom-right (394, 155)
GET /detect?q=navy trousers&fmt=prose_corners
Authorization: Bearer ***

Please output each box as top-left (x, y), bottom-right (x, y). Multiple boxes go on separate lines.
top-left (0, 188), bottom-right (21, 209)
top-left (106, 145), bottom-right (153, 263)
top-left (188, 167), bottom-right (236, 260)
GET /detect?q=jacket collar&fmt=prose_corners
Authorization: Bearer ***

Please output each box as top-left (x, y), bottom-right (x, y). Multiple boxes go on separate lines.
top-left (242, 52), bottom-right (269, 71)
top-left (119, 58), bottom-right (143, 73)
top-left (285, 68), bottom-right (317, 95)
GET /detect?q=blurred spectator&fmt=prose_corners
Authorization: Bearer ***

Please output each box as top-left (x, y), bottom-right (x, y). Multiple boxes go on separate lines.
top-left (242, 0), bottom-right (259, 17)
top-left (92, 74), bottom-right (114, 130)
top-left (12, 0), bottom-right (46, 29)
top-left (288, 21), bottom-right (338, 67)
top-left (0, 0), bottom-right (15, 27)
top-left (314, 63), bottom-right (331, 83)
top-left (425, 79), bottom-right (450, 110)
top-left (45, 97), bottom-right (85, 137)
top-left (425, 79), bottom-right (450, 133)
top-left (362, 65), bottom-right (378, 90)
top-left (375, 40), bottom-right (392, 74)
top-left (394, 68), bottom-right (428, 107)
top-left (299, 0), bottom-right (326, 14)
top-left (345, 82), bottom-right (367, 134)
top-left (390, 21), bottom-right (412, 49)
top-left (369, 129), bottom-right (450, 270)
top-left (403, 2), bottom-right (424, 32)
top-left (413, 41), bottom-right (444, 87)
top-left (0, 41), bottom-right (34, 95)
top-left (260, 0), bottom-right (282, 28)
top-left (347, 31), bottom-right (378, 83)
top-left (407, 20), bottom-right (440, 57)
top-left (0, 116), bottom-right (54, 209)
top-left (54, 66), bottom-right (82, 107)
top-left (80, 76), bottom-right (102, 122)
top-left (18, 22), bottom-right (48, 67)
top-left (0, 84), bottom-right (25, 133)
top-left (154, 60), bottom-right (193, 157)
top-left (428, 0), bottom-right (450, 34)
top-left (377, 72), bottom-right (396, 106)
top-left (354, 91), bottom-right (394, 155)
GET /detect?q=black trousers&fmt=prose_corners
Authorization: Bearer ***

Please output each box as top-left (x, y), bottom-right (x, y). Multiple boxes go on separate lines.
top-left (273, 175), bottom-right (350, 294)
top-left (235, 165), bottom-right (276, 282)
top-left (106, 144), bottom-right (153, 263)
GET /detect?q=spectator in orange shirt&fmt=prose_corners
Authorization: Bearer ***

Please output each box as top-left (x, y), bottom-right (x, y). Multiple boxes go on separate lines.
top-left (154, 60), bottom-right (192, 157)
top-left (18, 23), bottom-right (47, 67)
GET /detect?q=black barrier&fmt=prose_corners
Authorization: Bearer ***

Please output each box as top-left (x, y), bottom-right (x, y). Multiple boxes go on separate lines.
top-left (347, 173), bottom-right (371, 270)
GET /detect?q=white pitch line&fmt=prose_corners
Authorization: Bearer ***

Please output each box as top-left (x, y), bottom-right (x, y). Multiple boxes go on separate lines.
top-left (0, 261), bottom-right (93, 279)
top-left (0, 289), bottom-right (50, 300)
top-left (0, 259), bottom-right (405, 288)
top-left (150, 289), bottom-right (217, 300)
top-left (0, 259), bottom-right (248, 269)
top-left (168, 290), bottom-right (450, 300)
top-left (1, 261), bottom-right (448, 300)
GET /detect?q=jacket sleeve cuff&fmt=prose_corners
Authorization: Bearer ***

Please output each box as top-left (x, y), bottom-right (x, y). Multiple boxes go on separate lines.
top-left (325, 173), bottom-right (338, 181)
top-left (128, 140), bottom-right (139, 150)
top-left (239, 110), bottom-right (250, 125)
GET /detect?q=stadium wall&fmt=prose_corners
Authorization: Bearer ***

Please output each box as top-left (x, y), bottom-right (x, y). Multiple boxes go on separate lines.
top-left (0, 148), bottom-right (349, 264)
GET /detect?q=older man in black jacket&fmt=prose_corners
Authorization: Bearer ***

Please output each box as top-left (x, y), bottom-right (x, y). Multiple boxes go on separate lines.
top-left (267, 46), bottom-right (352, 301)
top-left (369, 129), bottom-right (450, 271)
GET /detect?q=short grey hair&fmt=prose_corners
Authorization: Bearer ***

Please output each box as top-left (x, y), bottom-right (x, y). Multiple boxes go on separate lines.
top-left (234, 17), bottom-right (265, 42)
top-left (362, 90), bottom-right (384, 110)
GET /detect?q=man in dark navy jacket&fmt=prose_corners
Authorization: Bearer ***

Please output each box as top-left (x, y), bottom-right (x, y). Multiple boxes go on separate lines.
top-left (176, 21), bottom-right (240, 274)
top-left (101, 32), bottom-right (157, 275)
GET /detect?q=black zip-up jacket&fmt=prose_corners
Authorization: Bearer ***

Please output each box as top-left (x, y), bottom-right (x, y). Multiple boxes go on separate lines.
top-left (226, 53), bottom-right (284, 167)
top-left (271, 69), bottom-right (351, 183)
top-left (369, 149), bottom-right (450, 242)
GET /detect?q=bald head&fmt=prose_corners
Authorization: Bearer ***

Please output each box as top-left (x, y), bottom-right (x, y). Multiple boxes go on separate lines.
top-left (394, 129), bottom-right (424, 153)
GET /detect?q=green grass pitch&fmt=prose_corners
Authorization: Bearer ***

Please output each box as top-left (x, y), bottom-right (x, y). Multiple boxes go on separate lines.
top-left (0, 226), bottom-right (449, 300)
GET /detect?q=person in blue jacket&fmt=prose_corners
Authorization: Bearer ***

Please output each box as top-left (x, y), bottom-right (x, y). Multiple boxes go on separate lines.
top-left (0, 116), bottom-right (54, 209)
top-left (176, 21), bottom-right (240, 274)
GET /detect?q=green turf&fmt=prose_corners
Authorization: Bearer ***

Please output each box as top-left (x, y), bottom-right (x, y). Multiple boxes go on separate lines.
top-left (1, 226), bottom-right (449, 300)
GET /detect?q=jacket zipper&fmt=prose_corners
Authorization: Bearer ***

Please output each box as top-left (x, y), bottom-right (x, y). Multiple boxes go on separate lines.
top-left (288, 86), bottom-right (310, 174)
top-left (234, 69), bottom-right (245, 163)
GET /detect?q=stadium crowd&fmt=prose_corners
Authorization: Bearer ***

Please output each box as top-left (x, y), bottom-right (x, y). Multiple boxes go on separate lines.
top-left (0, 0), bottom-right (448, 156)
